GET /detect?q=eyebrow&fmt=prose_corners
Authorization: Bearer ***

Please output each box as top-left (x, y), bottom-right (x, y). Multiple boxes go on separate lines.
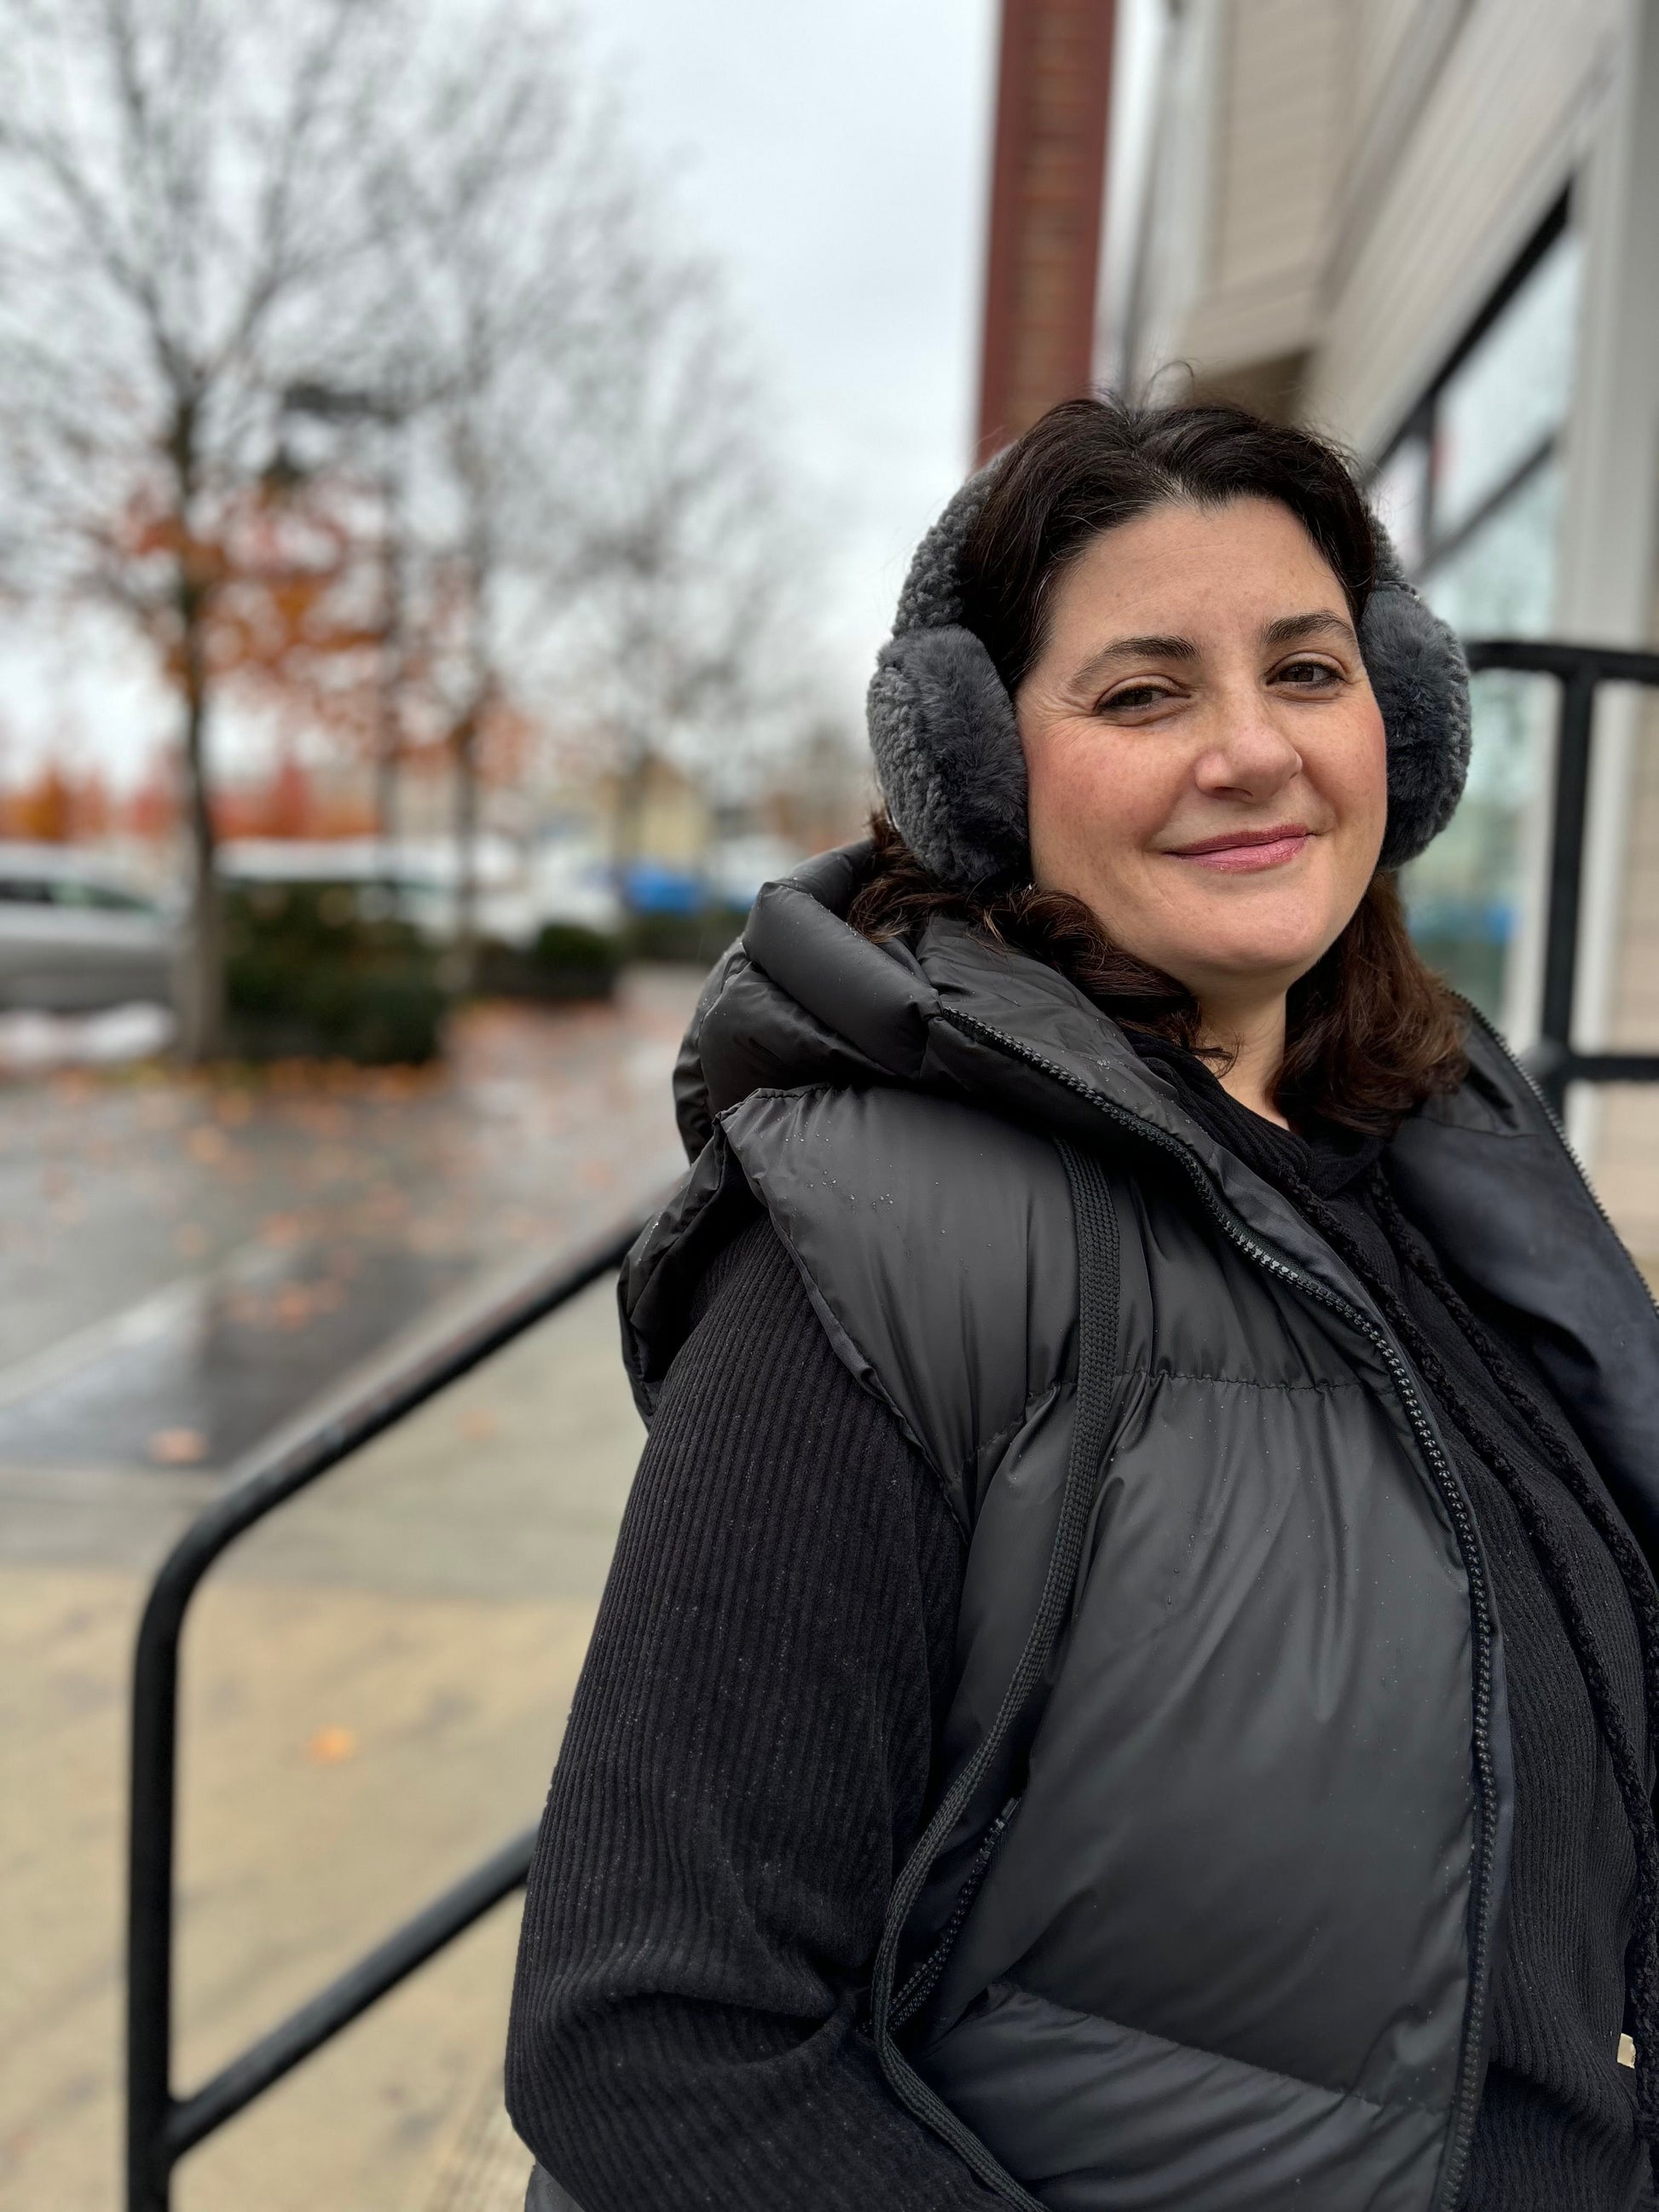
top-left (1069, 609), bottom-right (1358, 690)
top-left (1260, 610), bottom-right (1358, 649)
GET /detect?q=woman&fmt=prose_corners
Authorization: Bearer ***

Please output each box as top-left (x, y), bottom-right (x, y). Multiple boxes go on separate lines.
top-left (506, 400), bottom-right (1659, 2212)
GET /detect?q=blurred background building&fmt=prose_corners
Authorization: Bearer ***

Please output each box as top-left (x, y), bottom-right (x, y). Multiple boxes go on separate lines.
top-left (1066, 0), bottom-right (1659, 1232)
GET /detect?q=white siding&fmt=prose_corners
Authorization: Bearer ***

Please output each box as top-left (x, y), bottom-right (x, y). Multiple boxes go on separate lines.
top-left (1209, 0), bottom-right (1344, 292)
top-left (1307, 0), bottom-right (1620, 451)
top-left (1171, 0), bottom-right (1348, 370)
top-left (1350, 0), bottom-right (1438, 123)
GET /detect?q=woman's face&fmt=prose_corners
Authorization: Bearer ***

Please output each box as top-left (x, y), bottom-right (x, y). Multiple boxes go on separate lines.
top-left (1015, 496), bottom-right (1388, 1013)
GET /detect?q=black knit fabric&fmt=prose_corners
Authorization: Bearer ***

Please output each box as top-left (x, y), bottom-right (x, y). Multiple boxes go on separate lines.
top-left (506, 1216), bottom-right (997, 2210)
top-left (1139, 1042), bottom-right (1653, 2212)
top-left (509, 1080), bottom-right (1654, 2210)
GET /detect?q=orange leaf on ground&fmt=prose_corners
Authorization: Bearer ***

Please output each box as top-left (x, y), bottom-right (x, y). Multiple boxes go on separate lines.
top-left (149, 1428), bottom-right (207, 1464)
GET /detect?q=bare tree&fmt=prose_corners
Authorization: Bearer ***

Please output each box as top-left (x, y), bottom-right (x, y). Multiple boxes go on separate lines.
top-left (357, 11), bottom-right (709, 969)
top-left (564, 278), bottom-right (813, 902)
top-left (0, 0), bottom-right (420, 1055)
top-left (0, 0), bottom-right (820, 1047)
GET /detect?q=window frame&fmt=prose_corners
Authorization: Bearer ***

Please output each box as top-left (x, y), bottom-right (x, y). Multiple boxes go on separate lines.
top-left (1372, 193), bottom-right (1572, 585)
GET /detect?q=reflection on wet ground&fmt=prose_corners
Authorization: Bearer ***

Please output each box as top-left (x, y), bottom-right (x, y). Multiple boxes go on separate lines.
top-left (2, 969), bottom-right (708, 2212)
top-left (0, 971), bottom-right (702, 1478)
top-left (0, 1239), bottom-right (467, 1467)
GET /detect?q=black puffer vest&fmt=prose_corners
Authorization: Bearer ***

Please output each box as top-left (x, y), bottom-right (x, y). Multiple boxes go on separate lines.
top-left (618, 844), bottom-right (1659, 2212)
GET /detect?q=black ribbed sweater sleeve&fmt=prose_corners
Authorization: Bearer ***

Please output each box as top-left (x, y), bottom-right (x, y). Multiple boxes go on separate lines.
top-left (506, 1216), bottom-right (996, 2211)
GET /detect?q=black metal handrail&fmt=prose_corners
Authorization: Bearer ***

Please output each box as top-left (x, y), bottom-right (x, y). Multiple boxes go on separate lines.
top-left (125, 1212), bottom-right (650, 2212)
top-left (1463, 637), bottom-right (1659, 1114)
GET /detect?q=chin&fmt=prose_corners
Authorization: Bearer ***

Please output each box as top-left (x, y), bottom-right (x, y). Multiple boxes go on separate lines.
top-left (1179, 892), bottom-right (1349, 974)
top-left (1173, 925), bottom-right (1337, 989)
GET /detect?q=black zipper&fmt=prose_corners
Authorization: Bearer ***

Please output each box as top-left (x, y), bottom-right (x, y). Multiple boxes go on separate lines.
top-left (892, 1793), bottom-right (1020, 2030)
top-left (938, 1004), bottom-right (1499, 2212)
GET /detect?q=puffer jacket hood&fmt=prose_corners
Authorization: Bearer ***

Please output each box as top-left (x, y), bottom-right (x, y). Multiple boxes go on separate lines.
top-left (618, 842), bottom-right (1659, 2212)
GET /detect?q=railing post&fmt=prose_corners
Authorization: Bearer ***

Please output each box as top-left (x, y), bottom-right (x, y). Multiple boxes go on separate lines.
top-left (1536, 666), bottom-right (1598, 1119)
top-left (127, 1574), bottom-right (184, 2212)
top-left (123, 1214), bottom-right (652, 2205)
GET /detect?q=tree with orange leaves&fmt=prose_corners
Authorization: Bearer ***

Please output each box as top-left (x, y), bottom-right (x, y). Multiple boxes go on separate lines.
top-left (0, 0), bottom-right (811, 1051)
top-left (120, 473), bottom-right (386, 742)
top-left (0, 1), bottom-right (423, 1056)
top-left (0, 0), bottom-right (677, 1054)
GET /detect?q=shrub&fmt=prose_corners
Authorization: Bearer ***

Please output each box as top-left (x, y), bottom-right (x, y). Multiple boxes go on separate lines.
top-left (223, 881), bottom-right (446, 1064)
top-left (473, 921), bottom-right (620, 1002)
top-left (622, 908), bottom-right (745, 967)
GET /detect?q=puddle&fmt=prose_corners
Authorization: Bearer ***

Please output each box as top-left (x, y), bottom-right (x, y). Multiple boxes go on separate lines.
top-left (0, 1239), bottom-right (470, 1470)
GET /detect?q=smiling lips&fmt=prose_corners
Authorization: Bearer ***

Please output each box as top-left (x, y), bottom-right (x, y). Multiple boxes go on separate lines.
top-left (1165, 823), bottom-right (1312, 874)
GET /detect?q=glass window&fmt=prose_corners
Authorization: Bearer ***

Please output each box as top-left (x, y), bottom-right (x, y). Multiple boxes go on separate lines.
top-left (1370, 435), bottom-right (1430, 573)
top-left (1419, 456), bottom-right (1564, 637)
top-left (1432, 229), bottom-right (1581, 540)
top-left (1402, 463), bottom-right (1564, 1018)
top-left (1400, 668), bottom-right (1555, 1016)
top-left (1370, 216), bottom-right (1581, 1031)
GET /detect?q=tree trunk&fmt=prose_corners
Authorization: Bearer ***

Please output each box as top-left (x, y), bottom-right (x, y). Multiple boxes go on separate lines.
top-left (374, 686), bottom-right (401, 869)
top-left (174, 567), bottom-right (223, 1062)
top-left (374, 462), bottom-right (405, 879)
top-left (611, 724), bottom-right (652, 908)
top-left (452, 704), bottom-right (480, 990)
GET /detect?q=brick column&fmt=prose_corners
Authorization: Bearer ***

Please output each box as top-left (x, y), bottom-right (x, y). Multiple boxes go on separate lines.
top-left (976, 0), bottom-right (1116, 463)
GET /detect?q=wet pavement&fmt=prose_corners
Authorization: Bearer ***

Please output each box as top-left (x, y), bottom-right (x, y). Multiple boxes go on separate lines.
top-left (0, 970), bottom-right (702, 1480)
top-left (3, 1275), bottom-right (645, 2212)
top-left (1, 970), bottom-right (706, 2212)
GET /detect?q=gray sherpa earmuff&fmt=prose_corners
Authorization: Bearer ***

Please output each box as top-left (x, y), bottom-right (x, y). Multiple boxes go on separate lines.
top-left (867, 467), bottom-right (1472, 892)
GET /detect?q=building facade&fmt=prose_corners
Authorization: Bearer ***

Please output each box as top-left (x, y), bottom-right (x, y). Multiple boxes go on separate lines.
top-left (1120, 0), bottom-right (1659, 1250)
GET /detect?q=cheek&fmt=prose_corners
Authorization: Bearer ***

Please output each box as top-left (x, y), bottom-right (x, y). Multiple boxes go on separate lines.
top-left (1330, 700), bottom-right (1390, 851)
top-left (1024, 719), bottom-right (1178, 869)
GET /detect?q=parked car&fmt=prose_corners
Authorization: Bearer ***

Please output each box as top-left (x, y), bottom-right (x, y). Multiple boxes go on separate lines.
top-left (0, 843), bottom-right (179, 1012)
top-left (218, 835), bottom-right (622, 945)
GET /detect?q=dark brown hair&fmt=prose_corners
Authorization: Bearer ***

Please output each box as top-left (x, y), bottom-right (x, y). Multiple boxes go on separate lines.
top-left (850, 397), bottom-right (1468, 1135)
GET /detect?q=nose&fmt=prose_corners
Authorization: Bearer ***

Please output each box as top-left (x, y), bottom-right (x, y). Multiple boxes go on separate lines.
top-left (1191, 687), bottom-right (1304, 803)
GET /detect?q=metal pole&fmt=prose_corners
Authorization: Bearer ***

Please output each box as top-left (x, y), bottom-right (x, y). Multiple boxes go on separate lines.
top-left (1536, 667), bottom-right (1597, 1117)
top-left (125, 1214), bottom-right (649, 2212)
top-left (126, 1595), bottom-right (181, 2212)
top-left (167, 1825), bottom-right (537, 2159)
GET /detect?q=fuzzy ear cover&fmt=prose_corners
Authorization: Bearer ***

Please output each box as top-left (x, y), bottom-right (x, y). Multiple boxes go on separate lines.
top-left (1363, 526), bottom-right (1472, 869)
top-left (868, 470), bottom-right (1470, 891)
top-left (868, 627), bottom-right (1026, 892)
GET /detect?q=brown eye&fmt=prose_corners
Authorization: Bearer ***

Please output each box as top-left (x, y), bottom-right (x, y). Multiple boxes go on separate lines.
top-left (1276, 658), bottom-right (1343, 690)
top-left (1098, 682), bottom-right (1175, 714)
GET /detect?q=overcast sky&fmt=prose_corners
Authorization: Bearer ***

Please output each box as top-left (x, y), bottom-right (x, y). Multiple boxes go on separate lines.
top-left (1, 0), bottom-right (1001, 790)
top-left (586, 0), bottom-right (1000, 699)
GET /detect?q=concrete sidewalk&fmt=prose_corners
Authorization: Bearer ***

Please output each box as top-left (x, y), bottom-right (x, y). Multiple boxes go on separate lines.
top-left (1, 1273), bottom-right (642, 2212)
